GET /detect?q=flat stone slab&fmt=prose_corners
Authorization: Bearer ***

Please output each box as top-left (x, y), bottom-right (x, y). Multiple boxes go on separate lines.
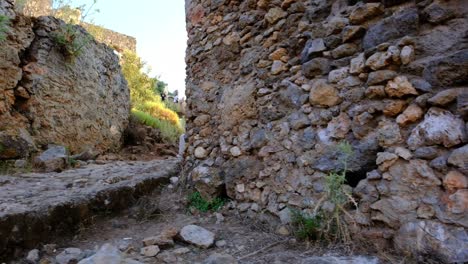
top-left (0, 159), bottom-right (179, 260)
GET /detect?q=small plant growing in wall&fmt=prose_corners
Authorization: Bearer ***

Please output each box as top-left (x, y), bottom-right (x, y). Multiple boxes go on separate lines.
top-left (53, 23), bottom-right (92, 61)
top-left (0, 15), bottom-right (10, 43)
top-left (188, 192), bottom-right (226, 213)
top-left (316, 141), bottom-right (358, 243)
top-left (291, 141), bottom-right (359, 244)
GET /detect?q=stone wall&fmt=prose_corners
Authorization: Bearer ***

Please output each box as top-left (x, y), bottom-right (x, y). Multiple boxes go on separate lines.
top-left (82, 23), bottom-right (137, 52)
top-left (0, 0), bottom-right (130, 158)
top-left (18, 0), bottom-right (137, 52)
top-left (184, 0), bottom-right (468, 262)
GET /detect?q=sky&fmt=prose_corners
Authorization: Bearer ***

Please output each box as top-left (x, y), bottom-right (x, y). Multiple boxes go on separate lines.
top-left (75, 0), bottom-right (188, 96)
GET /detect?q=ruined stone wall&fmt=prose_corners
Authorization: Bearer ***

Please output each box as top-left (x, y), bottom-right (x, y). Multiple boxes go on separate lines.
top-left (18, 0), bottom-right (137, 52)
top-left (82, 23), bottom-right (137, 52)
top-left (185, 0), bottom-right (468, 262)
top-left (0, 0), bottom-right (130, 158)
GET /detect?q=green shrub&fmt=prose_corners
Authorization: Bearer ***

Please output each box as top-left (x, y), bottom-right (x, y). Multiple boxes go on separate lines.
top-left (0, 15), bottom-right (10, 43)
top-left (291, 209), bottom-right (322, 241)
top-left (131, 109), bottom-right (183, 143)
top-left (314, 141), bottom-right (358, 244)
top-left (53, 23), bottom-right (91, 61)
top-left (188, 192), bottom-right (226, 213)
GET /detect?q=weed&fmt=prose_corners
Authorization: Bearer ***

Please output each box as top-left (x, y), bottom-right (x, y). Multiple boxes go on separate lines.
top-left (188, 192), bottom-right (226, 213)
top-left (313, 141), bottom-right (358, 244)
top-left (53, 23), bottom-right (92, 61)
top-left (0, 15), bottom-right (10, 43)
top-left (68, 157), bottom-right (77, 167)
top-left (291, 208), bottom-right (322, 241)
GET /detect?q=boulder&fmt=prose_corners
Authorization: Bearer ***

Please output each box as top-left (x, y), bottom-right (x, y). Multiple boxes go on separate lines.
top-left (394, 221), bottom-right (468, 263)
top-left (179, 225), bottom-right (215, 248)
top-left (33, 145), bottom-right (68, 172)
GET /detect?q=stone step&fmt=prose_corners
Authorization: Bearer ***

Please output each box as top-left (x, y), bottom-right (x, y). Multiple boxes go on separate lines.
top-left (0, 159), bottom-right (180, 261)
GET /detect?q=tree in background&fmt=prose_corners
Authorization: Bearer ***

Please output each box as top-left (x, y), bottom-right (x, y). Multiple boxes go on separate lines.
top-left (120, 50), bottom-right (184, 143)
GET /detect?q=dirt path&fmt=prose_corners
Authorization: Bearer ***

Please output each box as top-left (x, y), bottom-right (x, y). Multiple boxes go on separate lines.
top-left (17, 186), bottom-right (382, 264)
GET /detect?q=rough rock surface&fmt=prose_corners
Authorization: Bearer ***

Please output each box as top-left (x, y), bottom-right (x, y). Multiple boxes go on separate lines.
top-left (185, 0), bottom-right (468, 261)
top-left (0, 159), bottom-right (179, 259)
top-left (179, 225), bottom-right (215, 249)
top-left (0, 1), bottom-right (130, 158)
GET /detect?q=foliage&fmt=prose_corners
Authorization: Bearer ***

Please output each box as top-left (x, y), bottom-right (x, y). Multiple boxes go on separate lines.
top-left (188, 192), bottom-right (226, 213)
top-left (121, 50), bottom-right (159, 105)
top-left (121, 50), bottom-right (184, 143)
top-left (0, 15), bottom-right (10, 43)
top-left (312, 141), bottom-right (358, 244)
top-left (164, 100), bottom-right (182, 114)
top-left (291, 208), bottom-right (322, 241)
top-left (289, 141), bottom-right (359, 244)
top-left (137, 101), bottom-right (180, 127)
top-left (131, 109), bottom-right (182, 143)
top-left (53, 23), bottom-right (92, 61)
top-left (154, 80), bottom-right (167, 96)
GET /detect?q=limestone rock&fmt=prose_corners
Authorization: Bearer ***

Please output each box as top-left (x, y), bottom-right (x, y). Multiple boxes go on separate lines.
top-left (408, 108), bottom-right (466, 149)
top-left (394, 221), bottom-right (468, 263)
top-left (179, 225), bottom-right (215, 249)
top-left (448, 145), bottom-right (468, 170)
top-left (271, 60), bottom-right (286, 75)
top-left (328, 67), bottom-right (349, 83)
top-left (363, 8), bottom-right (419, 49)
top-left (383, 100), bottom-right (406, 117)
top-left (302, 58), bottom-right (330, 78)
top-left (78, 244), bottom-right (141, 264)
top-left (26, 249), bottom-right (40, 263)
top-left (194, 147), bottom-right (208, 159)
top-left (265, 7), bottom-right (286, 24)
top-left (396, 104), bottom-right (424, 126)
top-left (331, 43), bottom-right (358, 59)
top-left (342, 26), bottom-right (365, 43)
top-left (365, 51), bottom-right (392, 70)
top-left (309, 79), bottom-right (341, 107)
top-left (367, 70), bottom-right (397, 85)
top-left (140, 245), bottom-right (160, 257)
top-left (142, 227), bottom-right (178, 248)
top-left (400, 45), bottom-right (414, 65)
top-left (385, 76), bottom-right (418, 98)
top-left (350, 53), bottom-right (366, 75)
top-left (428, 88), bottom-right (467, 106)
top-left (230, 146), bottom-right (242, 157)
top-left (444, 170), bottom-right (467, 192)
top-left (365, 85), bottom-right (386, 98)
top-left (349, 3), bottom-right (384, 24)
top-left (191, 165), bottom-right (224, 200)
top-left (57, 248), bottom-right (84, 264)
top-left (423, 3), bottom-right (455, 24)
top-left (33, 145), bottom-right (68, 172)
top-left (300, 38), bottom-right (326, 62)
